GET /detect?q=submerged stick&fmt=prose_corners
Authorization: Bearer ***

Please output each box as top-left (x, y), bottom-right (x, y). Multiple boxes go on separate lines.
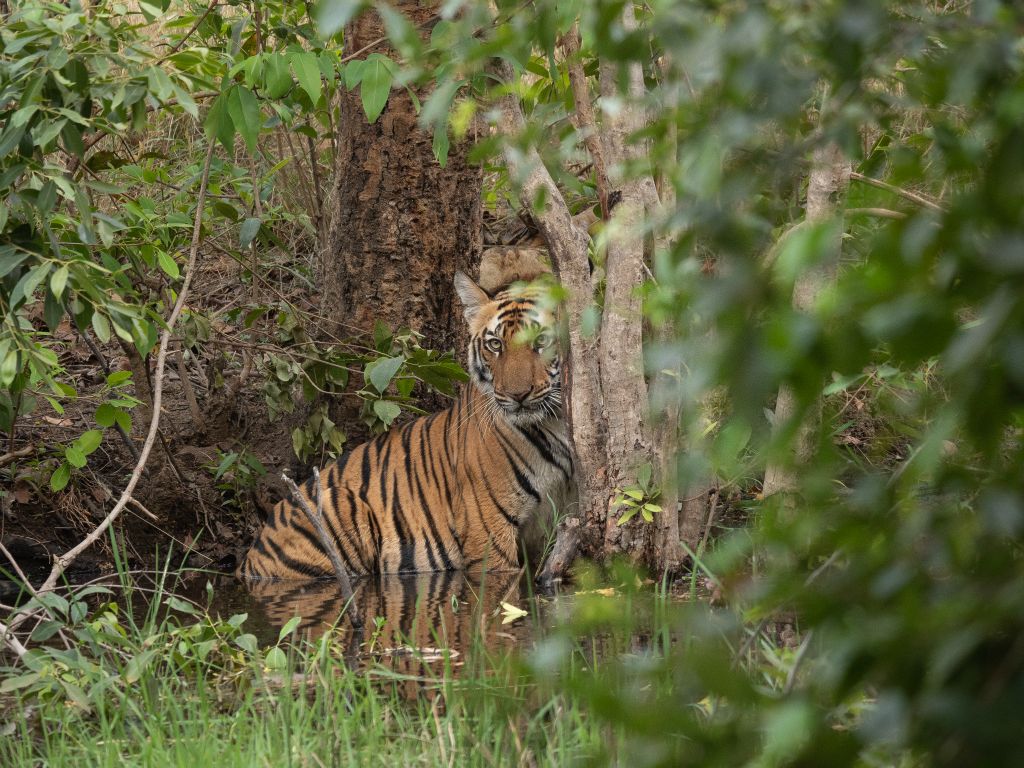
top-left (281, 470), bottom-right (362, 629)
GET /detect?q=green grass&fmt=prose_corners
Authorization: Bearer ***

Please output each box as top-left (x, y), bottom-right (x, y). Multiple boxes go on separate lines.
top-left (0, 565), bottom-right (603, 768)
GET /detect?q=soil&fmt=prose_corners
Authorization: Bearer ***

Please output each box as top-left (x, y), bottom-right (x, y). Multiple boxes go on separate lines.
top-left (1, 197), bottom-right (541, 585)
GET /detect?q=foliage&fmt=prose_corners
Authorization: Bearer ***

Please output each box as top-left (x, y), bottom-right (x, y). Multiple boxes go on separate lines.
top-left (612, 461), bottom-right (662, 525)
top-left (357, 0), bottom-right (1024, 764)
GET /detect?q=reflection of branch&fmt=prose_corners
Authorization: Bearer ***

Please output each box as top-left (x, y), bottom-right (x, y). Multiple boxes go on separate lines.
top-left (282, 470), bottom-right (362, 629)
top-left (850, 171), bottom-right (945, 213)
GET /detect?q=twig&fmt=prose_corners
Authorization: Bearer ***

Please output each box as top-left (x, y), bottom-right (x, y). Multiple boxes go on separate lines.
top-left (0, 620), bottom-right (27, 658)
top-left (0, 446), bottom-right (34, 468)
top-left (0, 541), bottom-right (37, 598)
top-left (849, 171), bottom-right (946, 213)
top-left (160, 0), bottom-right (219, 58)
top-left (846, 206), bottom-right (907, 219)
top-left (783, 628), bottom-right (814, 694)
top-left (281, 470), bottom-right (362, 629)
top-left (30, 141), bottom-right (217, 599)
top-left (175, 348), bottom-right (204, 428)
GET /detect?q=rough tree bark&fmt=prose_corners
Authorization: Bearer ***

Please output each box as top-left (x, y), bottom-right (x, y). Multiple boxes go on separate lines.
top-left (496, 5), bottom-right (677, 578)
top-left (595, 29), bottom-right (661, 565)
top-left (322, 4), bottom-right (482, 363)
top-left (762, 141), bottom-right (851, 495)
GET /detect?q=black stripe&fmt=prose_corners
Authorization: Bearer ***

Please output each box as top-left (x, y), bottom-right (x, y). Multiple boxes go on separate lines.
top-left (266, 536), bottom-right (327, 577)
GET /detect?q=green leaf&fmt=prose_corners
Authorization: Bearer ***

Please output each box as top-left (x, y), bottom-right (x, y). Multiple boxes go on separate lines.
top-left (165, 596), bottom-right (198, 615)
top-left (239, 217), bottom-right (261, 248)
top-left (0, 249), bottom-right (28, 279)
top-left (0, 672), bottom-right (41, 693)
top-left (123, 649), bottom-right (157, 684)
top-left (315, 0), bottom-right (365, 37)
top-left (204, 91), bottom-right (234, 153)
top-left (106, 370), bottom-right (132, 387)
top-left (76, 429), bottom-right (103, 456)
top-left (365, 355), bottom-right (404, 393)
top-left (290, 52), bottom-right (322, 105)
top-left (228, 86), bottom-right (262, 154)
top-left (43, 288), bottom-right (63, 331)
top-left (50, 462), bottom-right (71, 491)
top-left (360, 54), bottom-right (394, 124)
top-left (10, 263), bottom-right (50, 308)
top-left (265, 54), bottom-right (293, 99)
top-left (95, 403), bottom-right (117, 427)
top-left (433, 126), bottom-right (450, 168)
top-left (157, 250), bottom-right (179, 279)
top-left (92, 312), bottom-right (111, 343)
top-left (344, 59), bottom-right (365, 90)
top-left (50, 265), bottom-right (69, 300)
top-left (65, 446), bottom-right (87, 468)
top-left (264, 646), bottom-right (288, 670)
top-left (373, 399), bottom-right (401, 426)
top-left (617, 507), bottom-right (638, 526)
top-left (624, 488), bottom-right (645, 500)
top-left (278, 616), bottom-right (302, 641)
top-left (235, 633), bottom-right (258, 654)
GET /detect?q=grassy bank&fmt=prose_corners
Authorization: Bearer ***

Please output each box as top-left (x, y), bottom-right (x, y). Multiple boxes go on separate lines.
top-left (0, 574), bottom-right (605, 767)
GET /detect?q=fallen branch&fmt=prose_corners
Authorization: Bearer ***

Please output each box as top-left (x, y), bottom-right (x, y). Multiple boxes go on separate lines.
top-left (281, 470), bottom-right (362, 629)
top-left (0, 446), bottom-right (34, 468)
top-left (0, 619), bottom-right (27, 658)
top-left (849, 171), bottom-right (945, 213)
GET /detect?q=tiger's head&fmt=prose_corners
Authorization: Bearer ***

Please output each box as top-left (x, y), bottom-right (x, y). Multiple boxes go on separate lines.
top-left (454, 271), bottom-right (563, 426)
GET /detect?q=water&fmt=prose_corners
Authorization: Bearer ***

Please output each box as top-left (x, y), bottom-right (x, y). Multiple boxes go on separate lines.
top-left (171, 568), bottom-right (541, 653)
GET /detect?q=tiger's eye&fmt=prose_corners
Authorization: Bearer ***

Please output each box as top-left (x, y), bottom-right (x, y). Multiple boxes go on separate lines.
top-left (485, 337), bottom-right (503, 353)
top-left (534, 332), bottom-right (553, 349)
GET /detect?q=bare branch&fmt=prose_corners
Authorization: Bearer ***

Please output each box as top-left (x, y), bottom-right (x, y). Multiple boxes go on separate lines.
top-left (281, 470), bottom-right (362, 628)
top-left (849, 171), bottom-right (945, 213)
top-left (33, 141), bottom-right (218, 597)
top-left (0, 446), bottom-right (34, 468)
top-left (0, 619), bottom-right (27, 658)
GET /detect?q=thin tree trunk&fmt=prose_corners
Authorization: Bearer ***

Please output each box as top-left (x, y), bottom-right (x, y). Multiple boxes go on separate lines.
top-left (494, 61), bottom-right (602, 580)
top-left (595, 7), bottom-right (660, 566)
top-left (763, 142), bottom-right (851, 495)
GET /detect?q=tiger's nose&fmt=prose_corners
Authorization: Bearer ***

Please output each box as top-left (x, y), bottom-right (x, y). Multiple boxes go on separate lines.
top-left (507, 387), bottom-right (532, 403)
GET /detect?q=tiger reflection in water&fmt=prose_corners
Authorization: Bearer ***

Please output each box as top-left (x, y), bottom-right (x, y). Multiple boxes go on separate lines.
top-left (243, 569), bottom-right (525, 690)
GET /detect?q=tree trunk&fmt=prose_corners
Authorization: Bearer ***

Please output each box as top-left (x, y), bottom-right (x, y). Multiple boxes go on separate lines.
top-left (762, 142), bottom-right (851, 495)
top-left (322, 5), bottom-right (482, 367)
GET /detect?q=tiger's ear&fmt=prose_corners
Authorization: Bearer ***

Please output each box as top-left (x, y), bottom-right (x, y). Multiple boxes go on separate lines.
top-left (454, 271), bottom-right (489, 323)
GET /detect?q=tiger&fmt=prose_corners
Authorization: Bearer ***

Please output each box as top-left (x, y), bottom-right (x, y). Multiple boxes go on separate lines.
top-left (236, 267), bottom-right (573, 580)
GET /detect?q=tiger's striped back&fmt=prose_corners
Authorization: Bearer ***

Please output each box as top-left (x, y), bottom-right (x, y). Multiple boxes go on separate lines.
top-left (237, 271), bottom-right (572, 579)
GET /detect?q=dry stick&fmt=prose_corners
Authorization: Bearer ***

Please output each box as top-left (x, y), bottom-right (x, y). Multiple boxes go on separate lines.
top-left (281, 470), bottom-right (362, 629)
top-left (175, 348), bottom-right (204, 428)
top-left (0, 446), bottom-right (34, 468)
top-left (849, 171), bottom-right (946, 213)
top-left (846, 206), bottom-right (907, 219)
top-left (159, 0), bottom-right (219, 59)
top-left (32, 141), bottom-right (217, 600)
top-left (0, 541), bottom-right (37, 598)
